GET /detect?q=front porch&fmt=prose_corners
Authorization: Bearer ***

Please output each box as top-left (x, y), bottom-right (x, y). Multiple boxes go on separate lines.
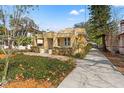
top-left (36, 36), bottom-right (72, 54)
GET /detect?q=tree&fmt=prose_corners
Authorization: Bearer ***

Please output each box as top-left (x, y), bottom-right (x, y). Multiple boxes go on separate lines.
top-left (16, 36), bottom-right (32, 46)
top-left (0, 6), bottom-right (7, 35)
top-left (12, 16), bottom-right (38, 47)
top-left (74, 22), bottom-right (85, 28)
top-left (0, 25), bottom-right (6, 35)
top-left (88, 5), bottom-right (111, 51)
top-left (0, 5), bottom-right (38, 84)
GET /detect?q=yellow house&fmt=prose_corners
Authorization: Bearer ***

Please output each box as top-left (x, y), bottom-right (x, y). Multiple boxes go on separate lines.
top-left (33, 28), bottom-right (88, 55)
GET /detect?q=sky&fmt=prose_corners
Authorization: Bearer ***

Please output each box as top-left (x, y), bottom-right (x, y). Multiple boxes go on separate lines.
top-left (2, 5), bottom-right (124, 31)
top-left (26, 5), bottom-right (124, 31)
top-left (27, 5), bottom-right (89, 31)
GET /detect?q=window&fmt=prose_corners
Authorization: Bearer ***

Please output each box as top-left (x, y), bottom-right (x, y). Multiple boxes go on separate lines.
top-left (37, 39), bottom-right (43, 47)
top-left (64, 38), bottom-right (70, 46)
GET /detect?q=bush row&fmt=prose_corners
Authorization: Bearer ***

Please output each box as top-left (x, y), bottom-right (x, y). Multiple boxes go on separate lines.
top-left (52, 47), bottom-right (73, 56)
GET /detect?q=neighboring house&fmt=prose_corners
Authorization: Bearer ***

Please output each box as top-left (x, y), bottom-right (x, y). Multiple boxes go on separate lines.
top-left (118, 32), bottom-right (124, 54)
top-left (15, 28), bottom-right (40, 50)
top-left (106, 20), bottom-right (124, 54)
top-left (105, 33), bottom-right (119, 53)
top-left (0, 28), bottom-right (39, 50)
top-left (118, 20), bottom-right (124, 54)
top-left (0, 30), bottom-right (15, 49)
top-left (33, 28), bottom-right (88, 55)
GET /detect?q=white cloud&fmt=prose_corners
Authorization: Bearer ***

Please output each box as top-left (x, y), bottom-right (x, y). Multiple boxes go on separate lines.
top-left (79, 9), bottom-right (85, 13)
top-left (69, 8), bottom-right (85, 16)
top-left (70, 10), bottom-right (79, 15)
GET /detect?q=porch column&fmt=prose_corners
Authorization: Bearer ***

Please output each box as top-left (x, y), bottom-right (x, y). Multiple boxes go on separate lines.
top-left (53, 36), bottom-right (58, 47)
top-left (44, 37), bottom-right (48, 50)
top-left (33, 36), bottom-right (37, 46)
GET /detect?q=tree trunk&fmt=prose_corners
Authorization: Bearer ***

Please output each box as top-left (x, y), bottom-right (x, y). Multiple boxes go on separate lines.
top-left (2, 54), bottom-right (9, 83)
top-left (102, 34), bottom-right (107, 51)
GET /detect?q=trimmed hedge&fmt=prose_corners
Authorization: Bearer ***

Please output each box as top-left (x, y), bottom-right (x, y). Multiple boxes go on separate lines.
top-left (30, 46), bottom-right (40, 53)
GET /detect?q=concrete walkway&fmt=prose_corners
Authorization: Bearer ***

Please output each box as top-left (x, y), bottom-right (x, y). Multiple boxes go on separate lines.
top-left (58, 48), bottom-right (124, 88)
top-left (24, 52), bottom-right (70, 61)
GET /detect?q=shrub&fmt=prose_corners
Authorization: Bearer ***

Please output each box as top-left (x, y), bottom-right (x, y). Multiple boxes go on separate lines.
top-left (30, 46), bottom-right (40, 53)
top-left (65, 57), bottom-right (75, 67)
top-left (74, 53), bottom-right (85, 59)
top-left (74, 43), bottom-right (92, 59)
top-left (52, 47), bottom-right (73, 56)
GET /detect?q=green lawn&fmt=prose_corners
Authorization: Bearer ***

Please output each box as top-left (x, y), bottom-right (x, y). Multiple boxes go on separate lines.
top-left (0, 54), bottom-right (75, 87)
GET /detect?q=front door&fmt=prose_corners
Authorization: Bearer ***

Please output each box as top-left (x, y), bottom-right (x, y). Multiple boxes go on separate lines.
top-left (48, 38), bottom-right (53, 49)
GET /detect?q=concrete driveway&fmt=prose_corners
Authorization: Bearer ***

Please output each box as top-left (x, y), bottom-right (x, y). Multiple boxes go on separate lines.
top-left (58, 48), bottom-right (124, 88)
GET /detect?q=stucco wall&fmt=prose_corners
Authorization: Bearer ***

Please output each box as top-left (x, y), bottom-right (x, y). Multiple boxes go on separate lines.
top-left (119, 35), bottom-right (124, 54)
top-left (33, 28), bottom-right (88, 54)
top-left (105, 35), bottom-right (119, 53)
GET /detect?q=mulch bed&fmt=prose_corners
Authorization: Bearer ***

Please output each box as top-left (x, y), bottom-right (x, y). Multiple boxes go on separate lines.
top-left (4, 79), bottom-right (53, 88)
top-left (102, 51), bottom-right (124, 74)
top-left (0, 54), bottom-right (7, 59)
top-left (0, 54), bottom-right (16, 59)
